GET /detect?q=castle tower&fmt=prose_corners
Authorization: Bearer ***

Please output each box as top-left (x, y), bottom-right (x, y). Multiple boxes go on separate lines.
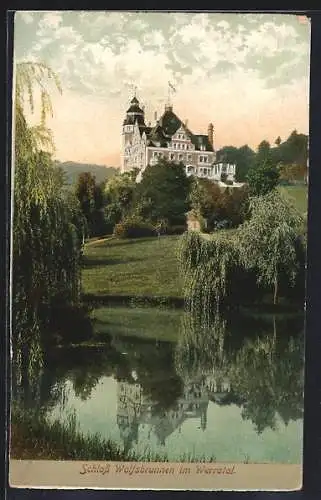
top-left (121, 96), bottom-right (146, 173)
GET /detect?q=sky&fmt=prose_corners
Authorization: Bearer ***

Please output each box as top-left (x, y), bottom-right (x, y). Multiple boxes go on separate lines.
top-left (14, 11), bottom-right (310, 167)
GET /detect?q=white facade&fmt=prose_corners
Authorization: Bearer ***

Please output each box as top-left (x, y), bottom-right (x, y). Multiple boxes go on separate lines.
top-left (121, 98), bottom-right (237, 184)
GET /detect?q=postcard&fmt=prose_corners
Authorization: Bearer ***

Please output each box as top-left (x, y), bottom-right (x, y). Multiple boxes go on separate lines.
top-left (9, 10), bottom-right (310, 490)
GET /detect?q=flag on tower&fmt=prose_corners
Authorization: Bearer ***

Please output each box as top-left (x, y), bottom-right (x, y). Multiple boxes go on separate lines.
top-left (168, 81), bottom-right (176, 93)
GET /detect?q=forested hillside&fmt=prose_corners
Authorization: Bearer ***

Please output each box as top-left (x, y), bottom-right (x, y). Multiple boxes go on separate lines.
top-left (56, 161), bottom-right (117, 185)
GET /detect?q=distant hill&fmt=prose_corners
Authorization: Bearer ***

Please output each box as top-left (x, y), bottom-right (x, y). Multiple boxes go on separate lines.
top-left (55, 161), bottom-right (118, 185)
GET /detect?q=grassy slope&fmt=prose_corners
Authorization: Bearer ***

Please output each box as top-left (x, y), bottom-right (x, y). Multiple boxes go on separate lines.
top-left (278, 185), bottom-right (308, 216)
top-left (82, 235), bottom-right (183, 298)
top-left (82, 187), bottom-right (307, 300)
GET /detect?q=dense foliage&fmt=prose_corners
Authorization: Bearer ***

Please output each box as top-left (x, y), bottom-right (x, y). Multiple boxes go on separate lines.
top-left (246, 160), bottom-right (280, 196)
top-left (179, 188), bottom-right (305, 310)
top-left (217, 131), bottom-right (307, 183)
top-left (216, 144), bottom-right (256, 182)
top-left (13, 62), bottom-right (85, 376)
top-left (133, 159), bottom-right (191, 226)
top-left (178, 231), bottom-right (240, 315)
top-left (75, 172), bottom-right (106, 237)
top-left (189, 177), bottom-right (249, 230)
top-left (103, 171), bottom-right (136, 230)
top-left (113, 217), bottom-right (157, 239)
top-left (237, 190), bottom-right (305, 305)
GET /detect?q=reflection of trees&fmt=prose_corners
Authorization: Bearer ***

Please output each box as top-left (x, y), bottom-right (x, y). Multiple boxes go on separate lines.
top-left (12, 341), bottom-right (127, 412)
top-left (12, 310), bottom-right (304, 439)
top-left (111, 336), bottom-right (183, 412)
top-left (230, 330), bottom-right (304, 433)
top-left (174, 313), bottom-right (229, 381)
top-left (175, 311), bottom-right (304, 434)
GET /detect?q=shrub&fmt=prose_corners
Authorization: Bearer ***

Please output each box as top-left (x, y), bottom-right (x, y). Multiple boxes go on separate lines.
top-left (113, 217), bottom-right (157, 239)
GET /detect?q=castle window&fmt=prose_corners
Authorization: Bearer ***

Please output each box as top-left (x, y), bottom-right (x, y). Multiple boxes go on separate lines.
top-left (188, 154), bottom-right (192, 161)
top-left (170, 153), bottom-right (175, 161)
top-left (153, 151), bottom-right (157, 157)
top-left (173, 143), bottom-right (177, 149)
top-left (179, 154), bottom-right (183, 161)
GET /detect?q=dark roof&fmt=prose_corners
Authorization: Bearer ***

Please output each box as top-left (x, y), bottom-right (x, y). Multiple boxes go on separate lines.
top-left (191, 134), bottom-right (214, 152)
top-left (158, 109), bottom-right (183, 136)
top-left (123, 114), bottom-right (146, 126)
top-left (148, 123), bottom-right (170, 146)
top-left (124, 100), bottom-right (214, 151)
top-left (139, 125), bottom-right (152, 136)
top-left (126, 103), bottom-right (144, 114)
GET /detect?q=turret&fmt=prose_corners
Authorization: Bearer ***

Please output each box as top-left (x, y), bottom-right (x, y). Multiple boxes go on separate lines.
top-left (121, 96), bottom-right (146, 173)
top-left (123, 96), bottom-right (146, 127)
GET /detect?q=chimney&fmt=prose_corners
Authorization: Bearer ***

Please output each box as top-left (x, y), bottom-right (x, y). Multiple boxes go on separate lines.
top-left (208, 123), bottom-right (214, 146)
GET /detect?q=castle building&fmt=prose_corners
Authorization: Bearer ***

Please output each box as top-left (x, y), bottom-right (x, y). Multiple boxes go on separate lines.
top-left (115, 373), bottom-right (235, 452)
top-left (121, 96), bottom-right (236, 183)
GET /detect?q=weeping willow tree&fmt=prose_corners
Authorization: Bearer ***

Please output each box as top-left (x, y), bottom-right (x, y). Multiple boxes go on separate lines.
top-left (237, 190), bottom-right (305, 305)
top-left (12, 61), bottom-right (85, 384)
top-left (174, 312), bottom-right (229, 381)
top-left (178, 231), bottom-right (239, 315)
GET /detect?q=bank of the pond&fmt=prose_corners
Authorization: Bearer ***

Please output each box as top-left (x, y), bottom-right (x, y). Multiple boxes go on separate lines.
top-left (82, 231), bottom-right (304, 311)
top-left (11, 410), bottom-right (146, 461)
top-left (83, 293), bottom-right (184, 308)
top-left (91, 306), bottom-right (182, 343)
top-left (11, 410), bottom-right (217, 462)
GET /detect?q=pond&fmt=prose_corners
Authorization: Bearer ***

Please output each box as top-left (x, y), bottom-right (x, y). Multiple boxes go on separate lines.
top-left (12, 307), bottom-right (305, 464)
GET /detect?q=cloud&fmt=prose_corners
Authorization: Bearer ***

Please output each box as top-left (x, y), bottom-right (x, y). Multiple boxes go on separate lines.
top-left (13, 11), bottom-right (310, 165)
top-left (18, 12), bottom-right (34, 24)
top-left (38, 12), bottom-right (63, 30)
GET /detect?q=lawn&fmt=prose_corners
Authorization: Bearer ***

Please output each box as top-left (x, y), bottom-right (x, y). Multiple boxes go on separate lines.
top-left (82, 235), bottom-right (183, 298)
top-left (91, 306), bottom-right (182, 342)
top-left (278, 185), bottom-right (308, 216)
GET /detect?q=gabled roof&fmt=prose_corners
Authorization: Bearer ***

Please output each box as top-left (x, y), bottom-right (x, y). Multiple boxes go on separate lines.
top-left (124, 98), bottom-right (215, 152)
top-left (158, 109), bottom-right (183, 136)
top-left (148, 122), bottom-right (170, 146)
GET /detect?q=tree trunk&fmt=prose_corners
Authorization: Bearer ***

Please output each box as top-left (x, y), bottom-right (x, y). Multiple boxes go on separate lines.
top-left (273, 277), bottom-right (278, 305)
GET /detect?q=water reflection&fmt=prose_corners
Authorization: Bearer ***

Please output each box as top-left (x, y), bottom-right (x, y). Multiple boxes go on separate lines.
top-left (11, 308), bottom-right (304, 462)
